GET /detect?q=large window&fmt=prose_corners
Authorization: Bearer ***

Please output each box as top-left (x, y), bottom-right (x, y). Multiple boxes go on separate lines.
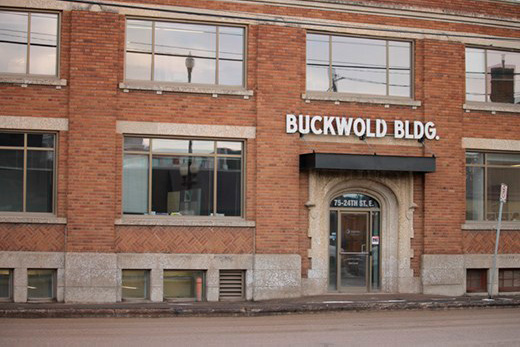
top-left (306, 33), bottom-right (412, 97)
top-left (123, 137), bottom-right (243, 217)
top-left (466, 47), bottom-right (520, 104)
top-left (125, 19), bottom-right (245, 86)
top-left (466, 152), bottom-right (520, 221)
top-left (0, 132), bottom-right (55, 213)
top-left (0, 10), bottom-right (58, 76)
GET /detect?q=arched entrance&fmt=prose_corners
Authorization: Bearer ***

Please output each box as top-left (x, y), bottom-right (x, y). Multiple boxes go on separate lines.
top-left (329, 193), bottom-right (381, 293)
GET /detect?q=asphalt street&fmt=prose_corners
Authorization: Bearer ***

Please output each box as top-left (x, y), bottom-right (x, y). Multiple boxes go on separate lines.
top-left (1, 308), bottom-right (519, 346)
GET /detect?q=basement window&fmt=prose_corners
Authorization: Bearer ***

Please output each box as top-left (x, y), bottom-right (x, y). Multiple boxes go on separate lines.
top-left (27, 269), bottom-right (56, 301)
top-left (466, 269), bottom-right (487, 293)
top-left (163, 270), bottom-right (205, 301)
top-left (122, 269), bottom-right (149, 300)
top-left (0, 269), bottom-right (12, 301)
top-left (499, 268), bottom-right (520, 292)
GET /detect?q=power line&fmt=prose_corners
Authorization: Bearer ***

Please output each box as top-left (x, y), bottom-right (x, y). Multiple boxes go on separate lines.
top-left (56, 0), bottom-right (520, 42)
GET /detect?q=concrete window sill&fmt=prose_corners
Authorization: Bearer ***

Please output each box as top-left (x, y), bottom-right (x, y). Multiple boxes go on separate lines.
top-left (119, 81), bottom-right (254, 98)
top-left (0, 76), bottom-right (67, 88)
top-left (0, 214), bottom-right (66, 224)
top-left (302, 92), bottom-right (421, 107)
top-left (462, 222), bottom-right (520, 231)
top-left (116, 216), bottom-right (255, 228)
top-left (463, 102), bottom-right (520, 114)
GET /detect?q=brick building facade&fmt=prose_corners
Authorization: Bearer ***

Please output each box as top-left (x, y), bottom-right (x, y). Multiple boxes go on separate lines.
top-left (0, 0), bottom-right (519, 302)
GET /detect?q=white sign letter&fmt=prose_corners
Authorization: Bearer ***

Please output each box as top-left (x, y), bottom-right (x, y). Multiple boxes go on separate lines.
top-left (286, 114), bottom-right (297, 133)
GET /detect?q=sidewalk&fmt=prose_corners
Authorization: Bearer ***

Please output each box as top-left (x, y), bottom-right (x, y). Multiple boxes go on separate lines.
top-left (2, 293), bottom-right (520, 318)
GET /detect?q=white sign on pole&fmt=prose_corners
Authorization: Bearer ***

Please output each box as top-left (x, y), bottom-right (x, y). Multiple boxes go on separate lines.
top-left (500, 184), bottom-right (508, 203)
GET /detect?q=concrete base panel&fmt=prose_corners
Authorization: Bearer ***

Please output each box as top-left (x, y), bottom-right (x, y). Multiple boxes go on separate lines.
top-left (0, 251), bottom-right (301, 303)
top-left (422, 254), bottom-right (520, 296)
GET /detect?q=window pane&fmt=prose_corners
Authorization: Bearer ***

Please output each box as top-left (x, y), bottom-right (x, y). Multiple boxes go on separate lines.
top-left (123, 154), bottom-right (149, 215)
top-left (26, 150), bottom-right (54, 213)
top-left (125, 52), bottom-right (151, 80)
top-left (30, 13), bottom-right (57, 46)
top-left (151, 156), bottom-right (214, 216)
top-left (0, 133), bottom-right (24, 147)
top-left (0, 269), bottom-right (10, 298)
top-left (217, 141), bottom-right (242, 155)
top-left (27, 133), bottom-right (54, 148)
top-left (332, 36), bottom-right (386, 95)
top-left (154, 54), bottom-right (185, 83)
top-left (29, 45), bottom-right (56, 75)
top-left (487, 167), bottom-right (520, 221)
top-left (124, 137), bottom-right (150, 152)
top-left (466, 166), bottom-right (484, 221)
top-left (153, 139), bottom-right (213, 154)
top-left (155, 22), bottom-right (215, 57)
top-left (466, 152), bottom-right (484, 165)
top-left (0, 42), bottom-right (26, 74)
top-left (163, 270), bottom-right (205, 300)
top-left (389, 70), bottom-right (411, 97)
top-left (487, 50), bottom-right (520, 104)
top-left (466, 48), bottom-right (486, 102)
top-left (0, 11), bottom-right (27, 74)
top-left (0, 150), bottom-right (23, 212)
top-left (27, 269), bottom-right (54, 299)
top-left (217, 157), bottom-right (241, 216)
top-left (486, 153), bottom-right (520, 166)
top-left (126, 20), bottom-right (152, 53)
top-left (219, 26), bottom-right (243, 60)
top-left (122, 270), bottom-right (148, 299)
top-left (219, 60), bottom-right (243, 86)
top-left (306, 34), bottom-right (329, 91)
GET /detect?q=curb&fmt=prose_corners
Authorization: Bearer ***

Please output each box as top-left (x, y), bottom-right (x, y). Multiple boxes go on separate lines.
top-left (1, 299), bottom-right (519, 318)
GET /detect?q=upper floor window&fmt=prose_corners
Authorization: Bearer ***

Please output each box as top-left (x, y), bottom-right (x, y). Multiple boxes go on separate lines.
top-left (466, 152), bottom-right (520, 221)
top-left (466, 48), bottom-right (520, 104)
top-left (0, 132), bottom-right (55, 213)
top-left (306, 33), bottom-right (412, 97)
top-left (125, 19), bottom-right (245, 86)
top-left (0, 10), bottom-right (58, 76)
top-left (123, 137), bottom-right (243, 217)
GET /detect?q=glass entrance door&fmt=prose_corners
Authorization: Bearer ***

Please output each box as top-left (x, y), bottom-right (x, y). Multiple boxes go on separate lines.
top-left (338, 212), bottom-right (369, 291)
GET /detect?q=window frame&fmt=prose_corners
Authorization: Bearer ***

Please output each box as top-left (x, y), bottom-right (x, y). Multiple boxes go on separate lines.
top-left (122, 136), bottom-right (245, 218)
top-left (27, 268), bottom-right (56, 302)
top-left (0, 269), bottom-right (13, 302)
top-left (0, 8), bottom-right (61, 78)
top-left (466, 268), bottom-right (487, 293)
top-left (305, 31), bottom-right (415, 99)
top-left (465, 46), bottom-right (520, 104)
top-left (0, 130), bottom-right (58, 215)
top-left (121, 269), bottom-right (150, 301)
top-left (124, 17), bottom-right (247, 88)
top-left (465, 150), bottom-right (520, 222)
top-left (163, 269), bottom-right (206, 302)
top-left (499, 268), bottom-right (520, 292)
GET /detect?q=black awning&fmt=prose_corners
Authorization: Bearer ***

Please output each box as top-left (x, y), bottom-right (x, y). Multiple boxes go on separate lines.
top-left (300, 153), bottom-right (436, 173)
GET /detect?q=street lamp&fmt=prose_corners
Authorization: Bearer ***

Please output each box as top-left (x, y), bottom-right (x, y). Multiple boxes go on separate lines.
top-left (185, 52), bottom-right (195, 83)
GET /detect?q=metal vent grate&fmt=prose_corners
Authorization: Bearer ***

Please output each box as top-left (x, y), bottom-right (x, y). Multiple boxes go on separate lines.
top-left (219, 270), bottom-right (245, 301)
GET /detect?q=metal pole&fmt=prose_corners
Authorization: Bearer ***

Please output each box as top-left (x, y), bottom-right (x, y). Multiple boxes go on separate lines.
top-left (488, 200), bottom-right (503, 299)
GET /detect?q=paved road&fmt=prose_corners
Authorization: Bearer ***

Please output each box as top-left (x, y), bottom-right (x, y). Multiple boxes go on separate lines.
top-left (1, 308), bottom-right (520, 346)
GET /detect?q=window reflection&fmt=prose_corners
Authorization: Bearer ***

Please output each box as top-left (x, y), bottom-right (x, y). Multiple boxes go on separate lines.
top-left (306, 34), bottom-right (411, 97)
top-left (126, 19), bottom-right (244, 86)
top-left (465, 48), bottom-right (520, 104)
top-left (0, 11), bottom-right (58, 75)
